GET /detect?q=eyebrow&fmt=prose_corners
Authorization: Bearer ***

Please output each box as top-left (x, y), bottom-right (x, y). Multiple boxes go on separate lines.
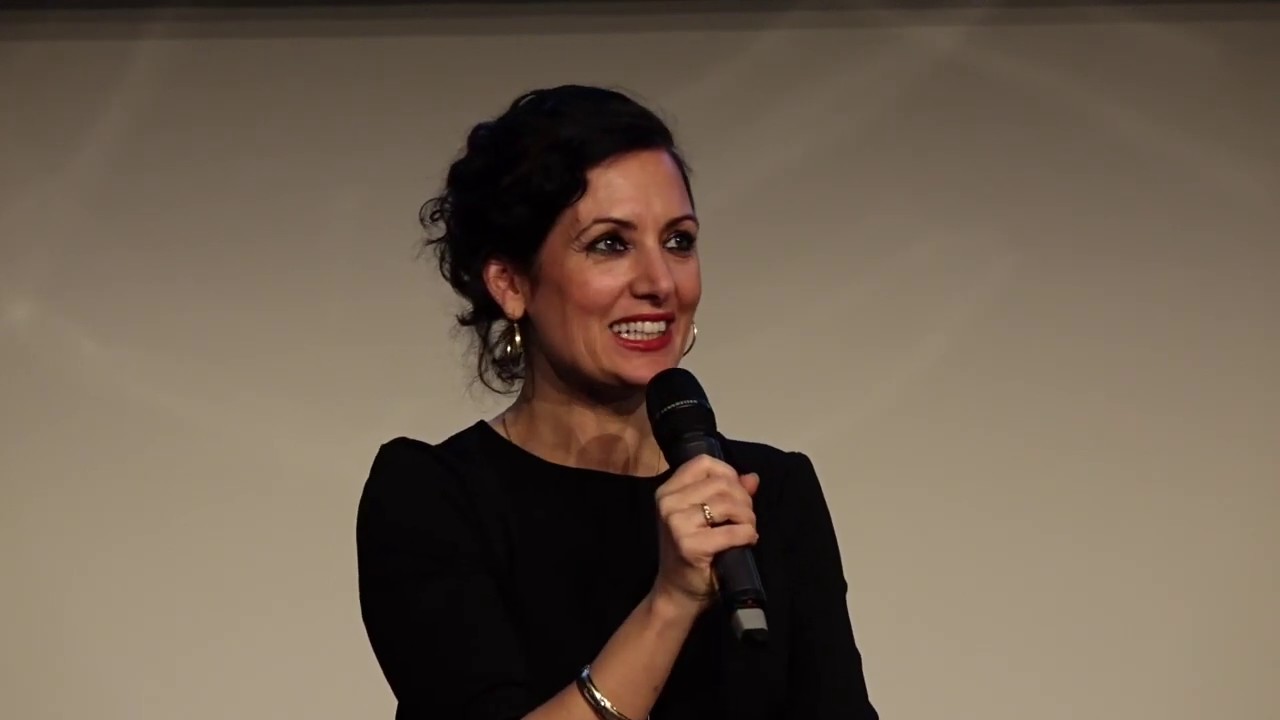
top-left (573, 213), bottom-right (699, 240)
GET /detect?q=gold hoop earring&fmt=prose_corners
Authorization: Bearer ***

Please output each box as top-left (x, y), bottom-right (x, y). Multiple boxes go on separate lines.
top-left (497, 320), bottom-right (524, 363)
top-left (682, 322), bottom-right (698, 357)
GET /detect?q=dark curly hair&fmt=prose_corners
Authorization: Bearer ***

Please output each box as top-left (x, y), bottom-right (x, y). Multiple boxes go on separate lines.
top-left (419, 85), bottom-right (693, 394)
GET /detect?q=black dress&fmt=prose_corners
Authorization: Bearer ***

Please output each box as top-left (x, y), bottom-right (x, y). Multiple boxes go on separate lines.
top-left (356, 420), bottom-right (879, 719)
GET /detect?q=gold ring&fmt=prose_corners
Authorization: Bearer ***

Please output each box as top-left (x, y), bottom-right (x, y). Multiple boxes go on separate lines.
top-left (701, 502), bottom-right (715, 527)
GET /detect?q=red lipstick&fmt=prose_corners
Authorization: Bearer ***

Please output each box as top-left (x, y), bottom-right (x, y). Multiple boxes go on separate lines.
top-left (612, 313), bottom-right (676, 323)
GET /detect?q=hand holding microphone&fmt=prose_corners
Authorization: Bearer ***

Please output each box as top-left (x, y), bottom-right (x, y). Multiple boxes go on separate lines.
top-left (652, 455), bottom-right (760, 612)
top-left (647, 368), bottom-right (770, 643)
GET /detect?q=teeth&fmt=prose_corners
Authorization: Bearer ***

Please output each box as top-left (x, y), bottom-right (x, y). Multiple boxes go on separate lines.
top-left (609, 320), bottom-right (669, 340)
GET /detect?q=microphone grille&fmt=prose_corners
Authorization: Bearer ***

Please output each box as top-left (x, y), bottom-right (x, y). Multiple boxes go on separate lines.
top-left (646, 367), bottom-right (717, 436)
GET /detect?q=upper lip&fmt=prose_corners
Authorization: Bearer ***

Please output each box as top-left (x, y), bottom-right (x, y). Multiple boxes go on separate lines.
top-left (611, 313), bottom-right (676, 324)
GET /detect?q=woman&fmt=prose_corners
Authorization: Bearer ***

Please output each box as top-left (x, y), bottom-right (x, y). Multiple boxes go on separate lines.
top-left (356, 85), bottom-right (878, 720)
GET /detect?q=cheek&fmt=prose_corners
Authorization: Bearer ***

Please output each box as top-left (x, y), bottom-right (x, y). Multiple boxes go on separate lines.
top-left (677, 265), bottom-right (702, 307)
top-left (566, 275), bottom-right (626, 316)
top-left (542, 277), bottom-right (620, 343)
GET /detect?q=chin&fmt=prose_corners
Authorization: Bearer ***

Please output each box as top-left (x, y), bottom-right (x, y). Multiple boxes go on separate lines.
top-left (610, 356), bottom-right (681, 390)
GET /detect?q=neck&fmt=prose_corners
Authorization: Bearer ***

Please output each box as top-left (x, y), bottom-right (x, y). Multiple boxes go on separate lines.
top-left (497, 363), bottom-right (666, 477)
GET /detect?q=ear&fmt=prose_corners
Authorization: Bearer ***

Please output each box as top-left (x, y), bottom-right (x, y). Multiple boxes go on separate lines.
top-left (482, 257), bottom-right (529, 321)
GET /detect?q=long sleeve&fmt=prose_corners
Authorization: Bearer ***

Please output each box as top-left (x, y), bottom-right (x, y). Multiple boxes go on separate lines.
top-left (355, 437), bottom-right (532, 720)
top-left (781, 451), bottom-right (880, 719)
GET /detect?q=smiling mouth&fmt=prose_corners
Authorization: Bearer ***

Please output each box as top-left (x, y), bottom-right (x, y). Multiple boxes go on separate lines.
top-left (609, 319), bottom-right (669, 341)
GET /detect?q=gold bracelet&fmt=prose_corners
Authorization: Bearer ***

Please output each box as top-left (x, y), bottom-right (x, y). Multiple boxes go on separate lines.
top-left (575, 664), bottom-right (647, 720)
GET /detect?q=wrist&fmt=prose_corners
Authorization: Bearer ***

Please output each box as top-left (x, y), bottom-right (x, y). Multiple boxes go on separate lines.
top-left (645, 584), bottom-right (706, 629)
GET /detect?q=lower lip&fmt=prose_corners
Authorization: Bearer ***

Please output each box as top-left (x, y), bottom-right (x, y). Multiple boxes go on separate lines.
top-left (611, 327), bottom-right (674, 352)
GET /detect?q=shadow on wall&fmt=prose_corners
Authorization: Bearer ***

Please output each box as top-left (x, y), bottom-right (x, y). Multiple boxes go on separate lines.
top-left (2, 0), bottom-right (1278, 41)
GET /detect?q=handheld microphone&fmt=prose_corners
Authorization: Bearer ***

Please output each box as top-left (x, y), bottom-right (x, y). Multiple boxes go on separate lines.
top-left (646, 367), bottom-right (769, 644)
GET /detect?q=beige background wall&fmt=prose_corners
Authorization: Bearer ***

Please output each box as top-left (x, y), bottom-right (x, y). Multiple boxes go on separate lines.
top-left (2, 3), bottom-right (1277, 719)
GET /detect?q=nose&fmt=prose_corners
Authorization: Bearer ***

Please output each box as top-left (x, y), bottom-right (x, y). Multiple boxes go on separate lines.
top-left (631, 244), bottom-right (676, 303)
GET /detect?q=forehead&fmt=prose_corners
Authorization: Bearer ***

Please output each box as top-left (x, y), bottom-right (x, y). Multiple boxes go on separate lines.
top-left (568, 149), bottom-right (692, 222)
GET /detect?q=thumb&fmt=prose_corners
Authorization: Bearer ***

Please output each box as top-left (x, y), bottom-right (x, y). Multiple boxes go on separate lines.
top-left (739, 472), bottom-right (761, 496)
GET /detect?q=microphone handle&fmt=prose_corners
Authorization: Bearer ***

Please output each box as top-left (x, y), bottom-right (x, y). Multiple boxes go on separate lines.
top-left (667, 434), bottom-right (770, 643)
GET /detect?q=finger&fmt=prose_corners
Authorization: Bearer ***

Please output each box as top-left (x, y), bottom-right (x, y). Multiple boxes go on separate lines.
top-left (656, 454), bottom-right (739, 498)
top-left (739, 472), bottom-right (760, 497)
top-left (667, 498), bottom-right (755, 535)
top-left (701, 496), bottom-right (756, 529)
top-left (662, 472), bottom-right (753, 518)
top-left (680, 523), bottom-right (760, 560)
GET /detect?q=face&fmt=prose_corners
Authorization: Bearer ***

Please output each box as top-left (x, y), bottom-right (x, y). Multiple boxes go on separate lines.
top-left (487, 148), bottom-right (701, 395)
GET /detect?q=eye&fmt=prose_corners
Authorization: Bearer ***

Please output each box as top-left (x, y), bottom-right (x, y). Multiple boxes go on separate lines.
top-left (587, 232), bottom-right (629, 255)
top-left (665, 230), bottom-right (697, 253)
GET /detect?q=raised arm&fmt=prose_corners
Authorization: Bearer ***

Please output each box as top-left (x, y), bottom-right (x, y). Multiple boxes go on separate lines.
top-left (355, 439), bottom-right (758, 719)
top-left (781, 451), bottom-right (880, 718)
